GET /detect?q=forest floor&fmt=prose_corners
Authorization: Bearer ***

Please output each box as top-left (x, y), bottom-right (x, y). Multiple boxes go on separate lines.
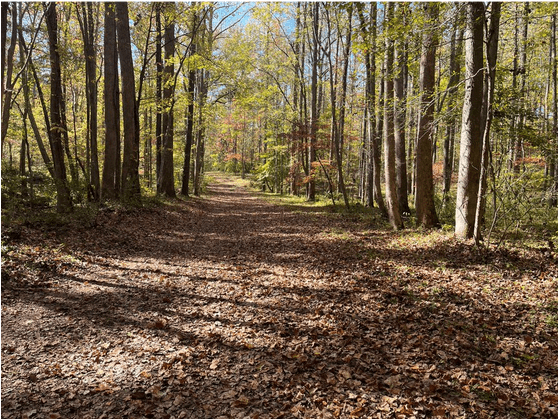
top-left (2, 173), bottom-right (558, 419)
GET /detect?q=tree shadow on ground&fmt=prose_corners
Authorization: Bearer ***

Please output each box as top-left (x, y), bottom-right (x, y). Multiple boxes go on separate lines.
top-left (2, 179), bottom-right (557, 418)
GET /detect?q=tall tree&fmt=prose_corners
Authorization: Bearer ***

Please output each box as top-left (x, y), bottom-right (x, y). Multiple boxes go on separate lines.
top-left (324, 4), bottom-right (350, 208)
top-left (116, 2), bottom-right (141, 203)
top-left (307, 2), bottom-right (319, 201)
top-left (181, 11), bottom-right (197, 197)
top-left (415, 2), bottom-right (441, 228)
top-left (442, 12), bottom-right (464, 199)
top-left (474, 2), bottom-right (501, 242)
top-left (101, 2), bottom-right (120, 200)
top-left (45, 2), bottom-right (72, 213)
top-left (455, 2), bottom-right (484, 239)
top-left (384, 3), bottom-right (404, 230)
top-left (551, 12), bottom-right (558, 207)
top-left (17, 13), bottom-right (53, 179)
top-left (357, 3), bottom-right (387, 214)
top-left (1, 3), bottom-right (16, 152)
top-left (159, 3), bottom-right (176, 197)
top-left (77, 2), bottom-right (100, 201)
top-left (394, 3), bottom-right (410, 215)
top-left (155, 2), bottom-right (163, 192)
top-left (193, 68), bottom-right (208, 196)
top-left (1, 3), bottom-right (7, 95)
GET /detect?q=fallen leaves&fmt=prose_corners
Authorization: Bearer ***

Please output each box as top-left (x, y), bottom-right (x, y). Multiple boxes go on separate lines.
top-left (1, 173), bottom-right (557, 418)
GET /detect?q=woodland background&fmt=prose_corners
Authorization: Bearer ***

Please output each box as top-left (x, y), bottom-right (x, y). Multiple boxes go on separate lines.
top-left (1, 2), bottom-right (557, 243)
top-left (2, 3), bottom-right (558, 418)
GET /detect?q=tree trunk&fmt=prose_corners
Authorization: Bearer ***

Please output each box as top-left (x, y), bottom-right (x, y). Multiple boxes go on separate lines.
top-left (1, 3), bottom-right (7, 97)
top-left (101, 2), bottom-right (120, 200)
top-left (325, 5), bottom-right (350, 208)
top-left (181, 13), bottom-right (197, 197)
top-left (159, 4), bottom-right (176, 198)
top-left (415, 3), bottom-right (441, 228)
top-left (308, 2), bottom-right (319, 201)
top-left (194, 68), bottom-right (208, 196)
top-left (1, 3), bottom-right (16, 152)
top-left (443, 18), bottom-right (464, 199)
top-left (552, 13), bottom-right (558, 207)
top-left (370, 5), bottom-right (386, 215)
top-left (394, 5), bottom-right (410, 215)
top-left (474, 2), bottom-right (501, 242)
top-left (384, 3), bottom-right (403, 230)
top-left (18, 19), bottom-right (54, 178)
top-left (116, 2), bottom-right (141, 203)
top-left (455, 2), bottom-right (484, 239)
top-left (45, 2), bottom-right (72, 213)
top-left (77, 3), bottom-right (100, 201)
top-left (155, 3), bottom-right (163, 193)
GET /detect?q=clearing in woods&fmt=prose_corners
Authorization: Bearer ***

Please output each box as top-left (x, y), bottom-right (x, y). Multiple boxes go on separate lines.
top-left (2, 173), bottom-right (557, 418)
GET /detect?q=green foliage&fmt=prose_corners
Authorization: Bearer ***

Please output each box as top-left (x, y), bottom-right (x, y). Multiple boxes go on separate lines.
top-left (1, 167), bottom-right (56, 222)
top-left (484, 166), bottom-right (558, 244)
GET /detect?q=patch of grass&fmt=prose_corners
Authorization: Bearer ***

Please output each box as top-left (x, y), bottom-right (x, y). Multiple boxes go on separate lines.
top-left (386, 229), bottom-right (454, 250)
top-left (322, 228), bottom-right (353, 241)
top-left (545, 314), bottom-right (558, 328)
top-left (471, 385), bottom-right (494, 402)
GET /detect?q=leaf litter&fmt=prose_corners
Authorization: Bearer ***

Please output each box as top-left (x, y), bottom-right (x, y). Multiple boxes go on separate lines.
top-left (2, 173), bottom-right (557, 418)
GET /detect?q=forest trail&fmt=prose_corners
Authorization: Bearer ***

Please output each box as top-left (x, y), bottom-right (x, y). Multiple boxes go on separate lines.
top-left (2, 173), bottom-right (558, 418)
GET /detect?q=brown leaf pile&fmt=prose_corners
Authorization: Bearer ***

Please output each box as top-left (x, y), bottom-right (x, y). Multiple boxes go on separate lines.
top-left (2, 173), bottom-right (557, 418)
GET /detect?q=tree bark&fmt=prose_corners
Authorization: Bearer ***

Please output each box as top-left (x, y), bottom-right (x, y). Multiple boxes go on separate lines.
top-left (159, 4), bottom-right (176, 198)
top-left (384, 3), bottom-right (404, 230)
top-left (1, 3), bottom-right (7, 96)
top-left (77, 2), bottom-right (100, 201)
top-left (455, 2), bottom-right (484, 239)
top-left (552, 13), bottom-right (558, 207)
top-left (1, 3), bottom-right (17, 152)
top-left (307, 2), bottom-right (319, 201)
top-left (17, 16), bottom-right (54, 178)
top-left (194, 68), bottom-right (208, 196)
top-left (325, 5), bottom-right (350, 208)
top-left (155, 3), bottom-right (163, 193)
top-left (415, 3), bottom-right (441, 228)
top-left (443, 16), bottom-right (464, 199)
top-left (181, 12), bottom-right (197, 197)
top-left (474, 2), bottom-right (501, 242)
top-left (116, 2), bottom-right (141, 203)
top-left (548, 13), bottom-right (558, 207)
top-left (357, 4), bottom-right (375, 208)
top-left (394, 4), bottom-right (410, 215)
top-left (101, 2), bottom-right (120, 200)
top-left (45, 2), bottom-right (72, 213)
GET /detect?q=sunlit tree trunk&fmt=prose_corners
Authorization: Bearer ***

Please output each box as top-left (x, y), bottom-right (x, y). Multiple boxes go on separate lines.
top-left (1, 3), bottom-right (16, 152)
top-left (45, 2), bottom-right (72, 213)
top-left (394, 4), bottom-right (410, 216)
top-left (194, 68), bottom-right (208, 196)
top-left (308, 2), bottom-right (319, 201)
top-left (116, 2), bottom-right (141, 203)
top-left (443, 16), bottom-right (464, 200)
top-left (415, 2), bottom-right (440, 228)
top-left (77, 3), bottom-right (100, 201)
top-left (474, 2), bottom-right (501, 242)
top-left (181, 21), bottom-right (196, 196)
top-left (325, 5), bottom-right (350, 208)
top-left (455, 2), bottom-right (484, 239)
top-left (384, 3), bottom-right (403, 230)
top-left (17, 12), bottom-right (54, 178)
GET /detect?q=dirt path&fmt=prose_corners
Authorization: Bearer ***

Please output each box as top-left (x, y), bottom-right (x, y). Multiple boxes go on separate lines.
top-left (2, 173), bottom-right (557, 418)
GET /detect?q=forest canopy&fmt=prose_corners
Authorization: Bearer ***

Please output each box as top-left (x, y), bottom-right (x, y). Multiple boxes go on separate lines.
top-left (1, 2), bottom-right (557, 244)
